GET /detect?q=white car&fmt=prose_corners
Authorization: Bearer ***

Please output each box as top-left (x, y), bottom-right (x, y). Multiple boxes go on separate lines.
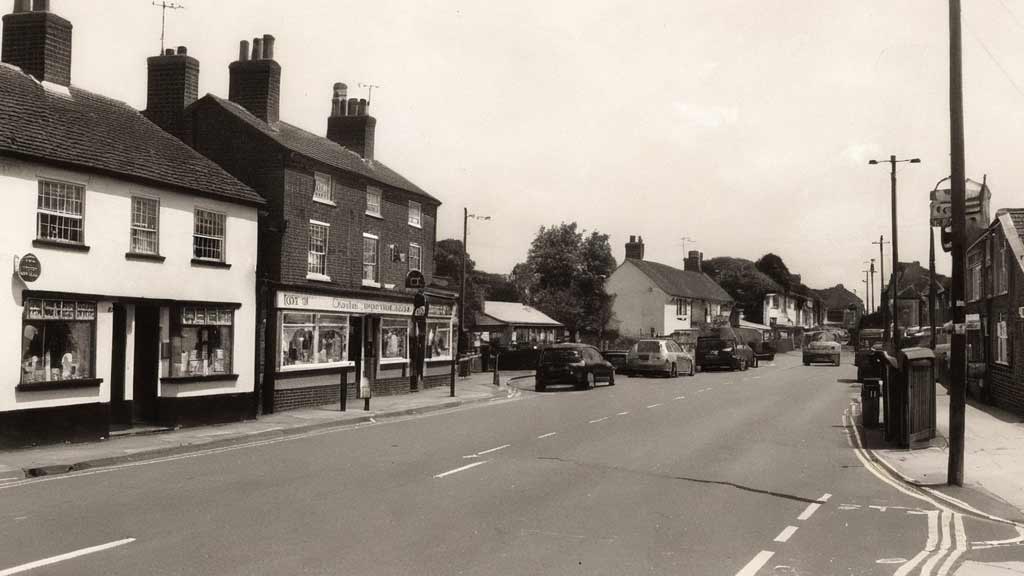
top-left (626, 339), bottom-right (695, 377)
top-left (803, 331), bottom-right (841, 366)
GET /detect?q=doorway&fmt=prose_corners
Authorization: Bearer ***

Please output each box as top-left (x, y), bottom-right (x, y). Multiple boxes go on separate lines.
top-left (132, 306), bottom-right (160, 423)
top-left (110, 304), bottom-right (131, 428)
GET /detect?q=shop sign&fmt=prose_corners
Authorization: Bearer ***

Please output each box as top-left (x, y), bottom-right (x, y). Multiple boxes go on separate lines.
top-left (16, 253), bottom-right (41, 283)
top-left (965, 313), bottom-right (981, 331)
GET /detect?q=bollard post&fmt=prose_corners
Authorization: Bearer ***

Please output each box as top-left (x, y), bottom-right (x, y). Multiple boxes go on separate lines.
top-left (364, 397), bottom-right (370, 412)
top-left (340, 368), bottom-right (347, 412)
top-left (493, 350), bottom-right (501, 386)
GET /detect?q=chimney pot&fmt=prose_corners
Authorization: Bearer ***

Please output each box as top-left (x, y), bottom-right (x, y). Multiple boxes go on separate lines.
top-left (330, 82), bottom-right (347, 118)
top-left (31, 0), bottom-right (47, 11)
top-left (165, 48), bottom-right (174, 56)
top-left (176, 45), bottom-right (187, 55)
top-left (358, 98), bottom-right (368, 116)
top-left (228, 37), bottom-right (281, 124)
top-left (347, 97), bottom-right (358, 116)
top-left (238, 39), bottom-right (249, 62)
top-left (262, 34), bottom-right (275, 60)
top-left (251, 37), bottom-right (262, 60)
top-left (13, 0), bottom-right (30, 12)
top-left (629, 235), bottom-right (636, 243)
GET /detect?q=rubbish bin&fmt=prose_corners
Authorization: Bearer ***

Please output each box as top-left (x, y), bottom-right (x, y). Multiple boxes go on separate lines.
top-left (458, 357), bottom-right (472, 377)
top-left (861, 381), bottom-right (880, 428)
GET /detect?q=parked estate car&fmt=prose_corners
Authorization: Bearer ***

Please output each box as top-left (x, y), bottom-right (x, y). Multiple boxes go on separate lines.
top-left (854, 329), bottom-right (885, 382)
top-left (695, 336), bottom-right (755, 371)
top-left (734, 326), bottom-right (775, 361)
top-left (802, 331), bottom-right (841, 366)
top-left (626, 339), bottom-right (695, 377)
top-left (601, 350), bottom-right (629, 373)
top-left (536, 343), bottom-right (615, 392)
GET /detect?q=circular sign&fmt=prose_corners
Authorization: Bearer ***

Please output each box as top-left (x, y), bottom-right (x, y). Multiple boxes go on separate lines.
top-left (17, 253), bottom-right (41, 283)
top-left (405, 269), bottom-right (425, 289)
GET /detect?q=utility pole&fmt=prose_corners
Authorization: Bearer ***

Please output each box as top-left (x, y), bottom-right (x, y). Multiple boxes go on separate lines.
top-left (453, 207), bottom-right (469, 398)
top-left (948, 0), bottom-right (967, 487)
top-left (929, 227), bottom-right (937, 350)
top-left (869, 259), bottom-right (876, 314)
top-left (869, 156), bottom-right (920, 350)
top-left (873, 236), bottom-right (890, 336)
top-left (151, 1), bottom-right (185, 55)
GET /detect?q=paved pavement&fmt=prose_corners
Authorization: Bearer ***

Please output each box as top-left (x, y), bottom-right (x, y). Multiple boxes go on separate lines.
top-left (0, 370), bottom-right (531, 480)
top-left (867, 384), bottom-right (1024, 523)
top-left (0, 353), bottom-right (1021, 574)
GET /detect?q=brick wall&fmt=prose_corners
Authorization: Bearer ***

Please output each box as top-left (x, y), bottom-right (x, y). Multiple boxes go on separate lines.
top-left (986, 241), bottom-right (1024, 415)
top-left (144, 52), bottom-right (200, 138)
top-left (1, 11), bottom-right (72, 86)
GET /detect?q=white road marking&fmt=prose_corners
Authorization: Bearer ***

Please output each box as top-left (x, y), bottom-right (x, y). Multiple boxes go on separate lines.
top-left (938, 513), bottom-right (967, 576)
top-left (0, 538), bottom-right (135, 576)
top-left (774, 525), bottom-right (799, 543)
top-left (434, 461), bottom-right (488, 479)
top-left (920, 510), bottom-right (952, 575)
top-left (895, 510), bottom-right (939, 576)
top-left (734, 550), bottom-right (774, 576)
top-left (476, 444), bottom-right (510, 456)
top-left (537, 432), bottom-right (557, 439)
top-left (797, 502), bottom-right (821, 521)
top-left (646, 404), bottom-right (662, 409)
top-left (673, 396), bottom-right (686, 400)
top-left (588, 417), bottom-right (609, 424)
top-left (819, 493), bottom-right (832, 502)
top-left (616, 411), bottom-right (630, 416)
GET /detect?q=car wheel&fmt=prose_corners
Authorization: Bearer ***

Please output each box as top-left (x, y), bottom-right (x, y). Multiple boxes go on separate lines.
top-left (834, 355), bottom-right (841, 367)
top-left (587, 372), bottom-right (596, 389)
top-left (536, 380), bottom-right (546, 392)
top-left (609, 371), bottom-right (616, 386)
top-left (768, 354), bottom-right (775, 361)
top-left (670, 363), bottom-right (678, 378)
top-left (752, 356), bottom-right (759, 368)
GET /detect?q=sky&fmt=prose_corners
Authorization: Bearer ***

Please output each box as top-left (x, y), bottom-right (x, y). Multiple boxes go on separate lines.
top-left (26, 0), bottom-right (1024, 307)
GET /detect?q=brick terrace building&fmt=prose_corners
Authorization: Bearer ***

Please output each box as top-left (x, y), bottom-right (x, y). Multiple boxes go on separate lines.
top-left (0, 1), bottom-right (265, 446)
top-left (964, 210), bottom-right (1024, 414)
top-left (145, 35), bottom-right (452, 413)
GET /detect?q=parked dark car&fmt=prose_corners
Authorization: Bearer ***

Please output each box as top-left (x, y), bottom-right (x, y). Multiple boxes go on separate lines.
top-left (601, 350), bottom-right (630, 373)
top-left (734, 326), bottom-right (775, 361)
top-left (855, 328), bottom-right (885, 381)
top-left (536, 343), bottom-right (615, 391)
top-left (695, 336), bottom-right (755, 371)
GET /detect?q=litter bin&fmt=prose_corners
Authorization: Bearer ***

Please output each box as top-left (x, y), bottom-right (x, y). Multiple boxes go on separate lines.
top-left (458, 357), bottom-right (472, 377)
top-left (861, 381), bottom-right (880, 428)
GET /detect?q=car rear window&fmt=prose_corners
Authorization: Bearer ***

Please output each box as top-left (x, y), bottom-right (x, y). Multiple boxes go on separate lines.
top-left (804, 332), bottom-right (837, 345)
top-left (637, 341), bottom-right (661, 353)
top-left (541, 349), bottom-right (581, 362)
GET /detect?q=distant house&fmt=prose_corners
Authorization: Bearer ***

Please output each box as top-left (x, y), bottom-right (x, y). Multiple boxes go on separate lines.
top-left (605, 236), bottom-right (733, 343)
top-left (964, 209), bottom-right (1024, 414)
top-left (816, 284), bottom-right (864, 329)
top-left (473, 301), bottom-right (564, 349)
top-left (882, 261), bottom-right (951, 332)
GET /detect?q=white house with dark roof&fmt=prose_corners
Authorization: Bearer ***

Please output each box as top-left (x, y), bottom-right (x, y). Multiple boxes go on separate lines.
top-left (473, 301), bottom-right (565, 349)
top-left (0, 1), bottom-right (264, 447)
top-left (605, 236), bottom-right (734, 340)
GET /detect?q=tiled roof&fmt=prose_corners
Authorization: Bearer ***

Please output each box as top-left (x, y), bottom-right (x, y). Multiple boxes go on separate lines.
top-left (0, 64), bottom-right (262, 206)
top-left (627, 259), bottom-right (734, 302)
top-left (815, 284), bottom-right (863, 310)
top-left (200, 95), bottom-right (438, 203)
top-left (481, 301), bottom-right (563, 327)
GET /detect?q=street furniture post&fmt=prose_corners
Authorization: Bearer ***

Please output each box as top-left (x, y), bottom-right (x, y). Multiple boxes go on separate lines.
top-left (948, 0), bottom-right (967, 487)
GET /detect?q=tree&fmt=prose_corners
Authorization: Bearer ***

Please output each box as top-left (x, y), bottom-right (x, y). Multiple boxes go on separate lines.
top-left (434, 239), bottom-right (484, 327)
top-left (755, 253), bottom-right (793, 291)
top-left (473, 271), bottom-right (519, 302)
top-left (704, 257), bottom-right (782, 325)
top-left (515, 223), bottom-right (617, 339)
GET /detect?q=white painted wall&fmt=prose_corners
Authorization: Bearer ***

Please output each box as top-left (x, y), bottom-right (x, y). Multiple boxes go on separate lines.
top-left (662, 299), bottom-right (691, 333)
top-left (605, 261), bottom-right (670, 337)
top-left (0, 157), bottom-right (259, 412)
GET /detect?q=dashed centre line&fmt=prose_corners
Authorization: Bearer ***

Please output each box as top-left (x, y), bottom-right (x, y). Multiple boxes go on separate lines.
top-left (734, 550), bottom-right (774, 576)
top-left (588, 417), bottom-right (609, 424)
top-left (673, 396), bottom-right (686, 400)
top-left (616, 411), bottom-right (630, 416)
top-left (434, 461), bottom-right (489, 479)
top-left (476, 444), bottom-right (510, 456)
top-left (0, 538), bottom-right (136, 576)
top-left (537, 432), bottom-right (557, 439)
top-left (646, 403), bottom-right (662, 409)
top-left (774, 525), bottom-right (799, 543)
top-left (797, 493), bottom-right (831, 521)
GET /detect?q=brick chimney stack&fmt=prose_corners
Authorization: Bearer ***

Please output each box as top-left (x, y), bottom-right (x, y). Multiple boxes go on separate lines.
top-left (684, 250), bottom-right (703, 273)
top-left (144, 45), bottom-right (199, 138)
top-left (228, 34), bottom-right (280, 124)
top-left (1, 0), bottom-right (73, 86)
top-left (625, 235), bottom-right (645, 260)
top-left (326, 83), bottom-right (376, 161)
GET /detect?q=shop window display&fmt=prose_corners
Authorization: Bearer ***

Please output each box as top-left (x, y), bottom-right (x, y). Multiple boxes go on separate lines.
top-left (281, 313), bottom-right (349, 369)
top-left (21, 299), bottom-right (95, 383)
top-left (171, 306), bottom-right (234, 377)
top-left (426, 320), bottom-right (452, 359)
top-left (381, 319), bottom-right (409, 362)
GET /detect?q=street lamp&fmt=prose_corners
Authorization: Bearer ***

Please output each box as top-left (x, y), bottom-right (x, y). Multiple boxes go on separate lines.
top-left (451, 208), bottom-right (491, 397)
top-left (869, 155), bottom-right (920, 350)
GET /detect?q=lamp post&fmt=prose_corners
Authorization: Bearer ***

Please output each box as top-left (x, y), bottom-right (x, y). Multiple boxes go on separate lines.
top-left (451, 208), bottom-right (491, 397)
top-left (869, 155), bottom-right (921, 350)
top-left (872, 236), bottom-right (890, 338)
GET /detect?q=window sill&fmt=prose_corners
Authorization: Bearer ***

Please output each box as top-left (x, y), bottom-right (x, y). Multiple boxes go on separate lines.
top-left (125, 252), bottom-right (166, 263)
top-left (379, 358), bottom-right (409, 365)
top-left (33, 239), bottom-right (90, 252)
top-left (306, 273), bottom-right (333, 283)
top-left (278, 362), bottom-right (355, 374)
top-left (362, 280), bottom-right (381, 288)
top-left (408, 222), bottom-right (422, 229)
top-left (313, 197), bottom-right (336, 207)
top-left (161, 373), bottom-right (239, 385)
top-left (425, 357), bottom-right (453, 363)
top-left (365, 211), bottom-right (384, 220)
top-left (191, 258), bottom-right (232, 269)
top-left (17, 377), bottom-right (103, 392)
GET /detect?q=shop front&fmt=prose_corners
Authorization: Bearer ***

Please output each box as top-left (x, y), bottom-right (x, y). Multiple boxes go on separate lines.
top-left (270, 290), bottom-right (455, 412)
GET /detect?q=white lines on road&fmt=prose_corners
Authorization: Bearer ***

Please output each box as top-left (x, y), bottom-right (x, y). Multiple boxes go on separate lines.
top-left (774, 526), bottom-right (799, 543)
top-left (796, 494), bottom-right (830, 521)
top-left (0, 538), bottom-right (135, 576)
top-left (434, 461), bottom-right (489, 479)
top-left (734, 550), bottom-right (774, 576)
top-left (537, 432), bottom-right (557, 439)
top-left (646, 404), bottom-right (662, 409)
top-left (673, 396), bottom-right (686, 400)
top-left (894, 510), bottom-right (938, 576)
top-left (616, 411), bottom-right (630, 416)
top-left (477, 444), bottom-right (510, 456)
top-left (588, 417), bottom-right (609, 424)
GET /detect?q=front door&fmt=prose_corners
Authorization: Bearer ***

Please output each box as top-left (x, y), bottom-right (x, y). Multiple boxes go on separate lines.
top-left (110, 304), bottom-right (131, 428)
top-left (132, 306), bottom-right (160, 423)
top-left (361, 317), bottom-right (376, 398)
